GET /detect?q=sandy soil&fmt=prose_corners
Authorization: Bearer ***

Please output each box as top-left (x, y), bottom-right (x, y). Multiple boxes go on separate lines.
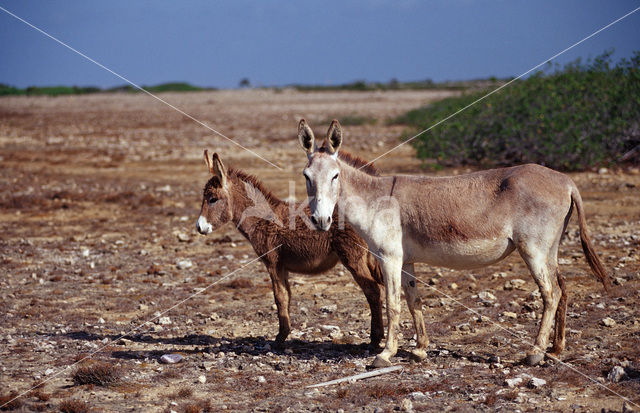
top-left (0, 89), bottom-right (638, 412)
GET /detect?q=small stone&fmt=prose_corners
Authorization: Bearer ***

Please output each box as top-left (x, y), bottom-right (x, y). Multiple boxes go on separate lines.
top-left (607, 366), bottom-right (626, 383)
top-left (44, 368), bottom-right (55, 376)
top-left (409, 391), bottom-right (429, 401)
top-left (528, 377), bottom-right (547, 388)
top-left (505, 377), bottom-right (523, 387)
top-left (320, 305), bottom-right (337, 314)
top-left (98, 317), bottom-right (105, 324)
top-left (139, 303), bottom-right (148, 311)
top-left (478, 291), bottom-right (497, 302)
top-left (449, 283), bottom-right (458, 290)
top-left (601, 317), bottom-right (616, 327)
top-left (177, 233), bottom-right (190, 242)
top-left (304, 388), bottom-right (319, 397)
top-left (598, 167), bottom-right (608, 175)
top-left (139, 249), bottom-right (148, 256)
top-left (502, 311), bottom-right (518, 319)
top-left (400, 398), bottom-right (413, 412)
top-left (256, 376), bottom-right (266, 383)
top-left (176, 259), bottom-right (193, 270)
top-left (614, 277), bottom-right (626, 286)
top-left (198, 375), bottom-right (207, 384)
top-left (158, 316), bottom-right (171, 325)
top-left (160, 354), bottom-right (183, 364)
top-left (504, 279), bottom-right (526, 290)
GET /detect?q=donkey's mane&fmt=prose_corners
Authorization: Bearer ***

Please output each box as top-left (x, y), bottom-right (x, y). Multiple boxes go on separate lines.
top-left (337, 151), bottom-right (379, 176)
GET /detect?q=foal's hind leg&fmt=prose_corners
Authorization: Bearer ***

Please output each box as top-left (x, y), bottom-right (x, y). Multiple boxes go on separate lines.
top-left (268, 266), bottom-right (292, 346)
top-left (401, 263), bottom-right (428, 361)
top-left (519, 247), bottom-right (561, 365)
top-left (343, 256), bottom-right (384, 347)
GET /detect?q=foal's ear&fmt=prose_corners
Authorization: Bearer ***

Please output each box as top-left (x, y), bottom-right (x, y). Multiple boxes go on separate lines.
top-left (204, 149), bottom-right (214, 174)
top-left (326, 119), bottom-right (342, 155)
top-left (298, 118), bottom-right (315, 155)
top-left (211, 152), bottom-right (228, 188)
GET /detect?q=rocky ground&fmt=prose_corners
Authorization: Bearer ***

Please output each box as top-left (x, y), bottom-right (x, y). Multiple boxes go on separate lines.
top-left (0, 89), bottom-right (638, 412)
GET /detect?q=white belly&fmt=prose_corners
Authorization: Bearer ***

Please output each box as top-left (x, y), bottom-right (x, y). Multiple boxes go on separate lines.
top-left (403, 237), bottom-right (515, 269)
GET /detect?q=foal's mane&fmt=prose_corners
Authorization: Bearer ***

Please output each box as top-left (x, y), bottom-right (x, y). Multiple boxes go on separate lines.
top-left (227, 167), bottom-right (282, 206)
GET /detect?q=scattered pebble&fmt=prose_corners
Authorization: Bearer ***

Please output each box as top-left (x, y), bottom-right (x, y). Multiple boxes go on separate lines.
top-left (528, 377), bottom-right (546, 388)
top-left (176, 259), bottom-right (193, 270)
top-left (158, 316), bottom-right (171, 325)
top-left (198, 375), bottom-right (207, 384)
top-left (160, 354), bottom-right (183, 364)
top-left (478, 291), bottom-right (497, 302)
top-left (504, 279), bottom-right (526, 290)
top-left (601, 317), bottom-right (616, 327)
top-left (607, 366), bottom-right (626, 383)
top-left (502, 311), bottom-right (518, 319)
top-left (505, 377), bottom-right (523, 388)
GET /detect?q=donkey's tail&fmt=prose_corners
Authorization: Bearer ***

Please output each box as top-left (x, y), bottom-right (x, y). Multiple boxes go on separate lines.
top-left (570, 185), bottom-right (610, 291)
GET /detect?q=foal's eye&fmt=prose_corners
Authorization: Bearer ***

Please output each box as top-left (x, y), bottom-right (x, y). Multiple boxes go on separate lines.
top-left (208, 197), bottom-right (218, 204)
top-left (331, 173), bottom-right (339, 181)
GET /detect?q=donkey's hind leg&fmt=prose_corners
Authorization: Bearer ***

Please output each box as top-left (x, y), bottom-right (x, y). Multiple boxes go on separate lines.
top-left (550, 268), bottom-right (567, 355)
top-left (269, 266), bottom-right (292, 347)
top-left (519, 246), bottom-right (561, 365)
top-left (402, 263), bottom-right (428, 361)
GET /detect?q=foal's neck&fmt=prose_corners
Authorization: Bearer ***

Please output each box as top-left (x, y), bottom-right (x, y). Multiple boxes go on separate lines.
top-left (228, 171), bottom-right (285, 239)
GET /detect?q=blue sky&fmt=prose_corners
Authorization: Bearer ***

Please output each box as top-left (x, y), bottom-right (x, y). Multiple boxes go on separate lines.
top-left (1, 1), bottom-right (638, 89)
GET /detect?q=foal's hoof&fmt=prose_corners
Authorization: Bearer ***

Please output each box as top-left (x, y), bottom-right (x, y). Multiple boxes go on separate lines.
top-left (525, 353), bottom-right (545, 366)
top-left (369, 355), bottom-right (393, 369)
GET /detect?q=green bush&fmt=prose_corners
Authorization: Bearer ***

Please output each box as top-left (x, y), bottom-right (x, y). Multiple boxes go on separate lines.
top-left (395, 50), bottom-right (640, 171)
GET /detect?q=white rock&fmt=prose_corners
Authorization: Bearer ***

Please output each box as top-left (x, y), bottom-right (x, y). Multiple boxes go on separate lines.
top-left (505, 377), bottom-right (523, 387)
top-left (601, 317), bottom-right (616, 327)
top-left (504, 279), bottom-right (526, 290)
top-left (478, 291), bottom-right (497, 301)
top-left (409, 391), bottom-right (430, 401)
top-left (177, 233), bottom-right (190, 242)
top-left (176, 259), bottom-right (193, 270)
top-left (400, 398), bottom-right (413, 412)
top-left (502, 312), bottom-right (518, 319)
top-left (528, 377), bottom-right (546, 388)
top-left (158, 316), bottom-right (171, 325)
top-left (160, 354), bottom-right (183, 364)
top-left (198, 375), bottom-right (207, 384)
top-left (256, 376), bottom-right (267, 383)
top-left (607, 366), bottom-right (626, 383)
top-left (44, 368), bottom-right (55, 376)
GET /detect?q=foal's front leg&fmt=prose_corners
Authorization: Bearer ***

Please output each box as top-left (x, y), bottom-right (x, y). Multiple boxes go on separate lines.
top-left (372, 254), bottom-right (403, 368)
top-left (268, 266), bottom-right (292, 346)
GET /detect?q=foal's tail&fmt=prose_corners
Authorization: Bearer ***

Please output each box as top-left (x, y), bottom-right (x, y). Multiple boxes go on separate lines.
top-left (570, 186), bottom-right (610, 291)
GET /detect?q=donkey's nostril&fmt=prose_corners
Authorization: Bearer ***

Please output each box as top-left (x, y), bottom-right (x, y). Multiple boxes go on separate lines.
top-left (310, 216), bottom-right (317, 225)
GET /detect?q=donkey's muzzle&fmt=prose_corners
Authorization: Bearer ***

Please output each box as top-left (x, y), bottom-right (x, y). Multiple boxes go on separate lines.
top-left (196, 216), bottom-right (213, 235)
top-left (310, 214), bottom-right (332, 231)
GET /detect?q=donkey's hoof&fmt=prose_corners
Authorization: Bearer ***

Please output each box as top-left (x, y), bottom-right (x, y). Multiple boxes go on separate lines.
top-left (369, 355), bottom-right (393, 369)
top-left (525, 353), bottom-right (544, 366)
top-left (409, 349), bottom-right (428, 362)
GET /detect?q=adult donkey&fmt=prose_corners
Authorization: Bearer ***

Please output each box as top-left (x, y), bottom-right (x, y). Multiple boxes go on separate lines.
top-left (196, 150), bottom-right (385, 347)
top-left (298, 119), bottom-right (609, 368)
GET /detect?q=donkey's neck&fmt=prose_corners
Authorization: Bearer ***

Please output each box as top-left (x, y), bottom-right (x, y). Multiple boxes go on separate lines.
top-left (337, 160), bottom-right (395, 232)
top-left (228, 172), bottom-right (286, 241)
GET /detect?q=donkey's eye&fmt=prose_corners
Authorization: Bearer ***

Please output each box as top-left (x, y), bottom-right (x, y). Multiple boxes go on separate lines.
top-left (331, 173), bottom-right (339, 181)
top-left (208, 197), bottom-right (218, 204)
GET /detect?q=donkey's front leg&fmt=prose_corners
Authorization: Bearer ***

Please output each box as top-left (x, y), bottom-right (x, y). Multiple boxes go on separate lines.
top-left (372, 255), bottom-right (403, 368)
top-left (269, 267), bottom-right (292, 347)
top-left (402, 263), bottom-right (428, 361)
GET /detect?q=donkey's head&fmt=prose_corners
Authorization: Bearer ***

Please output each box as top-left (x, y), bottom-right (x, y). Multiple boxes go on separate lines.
top-left (299, 119), bottom-right (343, 231)
top-left (196, 150), bottom-right (234, 235)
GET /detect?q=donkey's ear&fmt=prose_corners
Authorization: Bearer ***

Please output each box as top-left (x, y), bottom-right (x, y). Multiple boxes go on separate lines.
top-left (298, 118), bottom-right (315, 155)
top-left (204, 149), bottom-right (214, 174)
top-left (211, 152), bottom-right (227, 188)
top-left (326, 119), bottom-right (343, 155)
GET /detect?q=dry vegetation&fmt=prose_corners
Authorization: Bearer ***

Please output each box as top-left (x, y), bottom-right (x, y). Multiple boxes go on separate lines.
top-left (0, 89), bottom-right (638, 412)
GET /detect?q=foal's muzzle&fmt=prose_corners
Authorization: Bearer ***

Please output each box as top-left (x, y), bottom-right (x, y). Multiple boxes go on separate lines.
top-left (196, 216), bottom-right (213, 235)
top-left (310, 214), bottom-right (332, 231)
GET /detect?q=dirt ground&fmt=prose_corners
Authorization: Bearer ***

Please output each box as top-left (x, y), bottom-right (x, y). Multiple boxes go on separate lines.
top-left (0, 89), bottom-right (638, 412)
